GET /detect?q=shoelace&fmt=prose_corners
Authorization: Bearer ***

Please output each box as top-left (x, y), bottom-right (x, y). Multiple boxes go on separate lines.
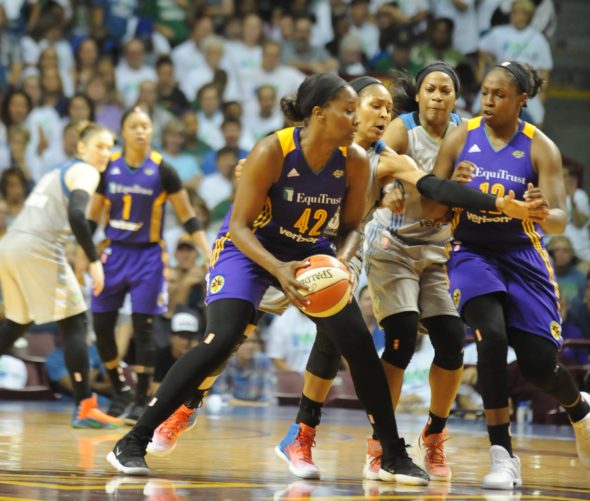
top-left (160, 409), bottom-right (192, 439)
top-left (369, 452), bottom-right (382, 470)
top-left (296, 430), bottom-right (316, 463)
top-left (424, 436), bottom-right (449, 465)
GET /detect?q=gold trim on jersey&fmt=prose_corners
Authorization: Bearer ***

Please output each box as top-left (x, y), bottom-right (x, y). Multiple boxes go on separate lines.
top-left (210, 232), bottom-right (230, 268)
top-left (276, 128), bottom-right (296, 157)
top-left (253, 197), bottom-right (272, 231)
top-left (110, 151), bottom-right (122, 161)
top-left (150, 150), bottom-right (163, 164)
top-left (521, 122), bottom-right (536, 139)
top-left (338, 146), bottom-right (348, 157)
top-left (467, 117), bottom-right (483, 131)
top-left (522, 220), bottom-right (561, 307)
top-left (149, 192), bottom-right (168, 242)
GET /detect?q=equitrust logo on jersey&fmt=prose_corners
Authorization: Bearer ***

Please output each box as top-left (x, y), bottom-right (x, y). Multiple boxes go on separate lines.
top-left (284, 187), bottom-right (294, 202)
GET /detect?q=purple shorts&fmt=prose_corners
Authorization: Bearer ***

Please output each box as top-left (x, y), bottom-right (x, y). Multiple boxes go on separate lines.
top-left (206, 237), bottom-right (333, 308)
top-left (446, 243), bottom-right (562, 347)
top-left (91, 241), bottom-right (166, 315)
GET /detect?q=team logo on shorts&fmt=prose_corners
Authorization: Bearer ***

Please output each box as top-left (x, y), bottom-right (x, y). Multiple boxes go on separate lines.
top-left (332, 169), bottom-right (344, 178)
top-left (145, 168), bottom-right (154, 175)
top-left (373, 294), bottom-right (381, 313)
top-left (549, 321), bottom-right (562, 341)
top-left (512, 150), bottom-right (525, 159)
top-left (453, 289), bottom-right (461, 308)
top-left (209, 275), bottom-right (225, 294)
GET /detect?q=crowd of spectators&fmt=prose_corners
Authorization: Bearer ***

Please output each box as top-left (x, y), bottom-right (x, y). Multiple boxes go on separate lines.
top-left (1, 0), bottom-right (589, 417)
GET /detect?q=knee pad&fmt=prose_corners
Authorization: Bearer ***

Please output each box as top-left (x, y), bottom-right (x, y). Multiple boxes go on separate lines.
top-left (380, 312), bottom-right (418, 369)
top-left (306, 326), bottom-right (341, 380)
top-left (132, 313), bottom-right (156, 367)
top-left (424, 316), bottom-right (465, 371)
top-left (93, 311), bottom-right (119, 362)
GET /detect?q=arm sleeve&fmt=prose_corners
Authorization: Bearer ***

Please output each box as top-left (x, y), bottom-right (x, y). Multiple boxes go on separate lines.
top-left (95, 171), bottom-right (106, 195)
top-left (416, 174), bottom-right (497, 212)
top-left (68, 190), bottom-right (99, 262)
top-left (160, 161), bottom-right (183, 194)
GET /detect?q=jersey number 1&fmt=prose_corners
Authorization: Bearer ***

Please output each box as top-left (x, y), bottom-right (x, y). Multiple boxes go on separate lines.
top-left (122, 194), bottom-right (132, 220)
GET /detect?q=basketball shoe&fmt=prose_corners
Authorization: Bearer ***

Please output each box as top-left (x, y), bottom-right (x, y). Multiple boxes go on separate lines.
top-left (107, 432), bottom-right (151, 475)
top-left (379, 438), bottom-right (430, 486)
top-left (107, 387), bottom-right (135, 418)
top-left (414, 426), bottom-right (452, 480)
top-left (125, 397), bottom-right (150, 425)
top-left (362, 437), bottom-right (382, 480)
top-left (72, 394), bottom-right (124, 429)
top-left (147, 404), bottom-right (197, 456)
top-left (481, 445), bottom-right (522, 490)
top-left (275, 423), bottom-right (320, 479)
top-left (572, 391), bottom-right (590, 467)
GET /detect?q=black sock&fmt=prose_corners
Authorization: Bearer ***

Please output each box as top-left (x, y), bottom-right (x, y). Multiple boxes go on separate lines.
top-left (425, 411), bottom-right (447, 436)
top-left (488, 423), bottom-right (513, 456)
top-left (185, 389), bottom-right (206, 409)
top-left (296, 394), bottom-right (323, 428)
top-left (564, 394), bottom-right (590, 423)
top-left (135, 371), bottom-right (153, 405)
top-left (106, 366), bottom-right (129, 393)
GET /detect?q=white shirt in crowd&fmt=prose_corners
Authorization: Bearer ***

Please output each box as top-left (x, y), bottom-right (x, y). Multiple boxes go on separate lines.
top-left (433, 0), bottom-right (480, 55)
top-left (115, 61), bottom-right (157, 108)
top-left (565, 189), bottom-right (590, 262)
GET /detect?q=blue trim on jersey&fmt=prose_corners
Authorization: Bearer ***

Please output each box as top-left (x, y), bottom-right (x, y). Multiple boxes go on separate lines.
top-left (59, 158), bottom-right (81, 199)
top-left (373, 139), bottom-right (386, 154)
top-left (400, 112), bottom-right (417, 130)
top-left (450, 112), bottom-right (462, 126)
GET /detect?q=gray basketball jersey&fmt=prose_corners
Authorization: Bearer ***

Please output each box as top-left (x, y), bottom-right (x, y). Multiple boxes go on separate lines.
top-left (366, 112), bottom-right (462, 245)
top-left (10, 160), bottom-right (94, 246)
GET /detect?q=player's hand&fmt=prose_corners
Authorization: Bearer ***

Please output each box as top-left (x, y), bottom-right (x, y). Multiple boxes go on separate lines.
top-left (234, 158), bottom-right (247, 182)
top-left (496, 190), bottom-right (549, 221)
top-left (381, 186), bottom-right (405, 214)
top-left (74, 247), bottom-right (89, 286)
top-left (88, 260), bottom-right (105, 296)
top-left (451, 161), bottom-right (476, 184)
top-left (523, 183), bottom-right (551, 222)
top-left (273, 260), bottom-right (311, 310)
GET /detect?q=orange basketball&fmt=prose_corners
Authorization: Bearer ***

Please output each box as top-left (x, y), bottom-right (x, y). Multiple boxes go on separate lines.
top-left (295, 254), bottom-right (352, 318)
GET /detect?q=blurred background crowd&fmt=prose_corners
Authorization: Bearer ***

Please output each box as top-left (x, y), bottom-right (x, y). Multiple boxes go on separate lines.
top-left (0, 0), bottom-right (588, 423)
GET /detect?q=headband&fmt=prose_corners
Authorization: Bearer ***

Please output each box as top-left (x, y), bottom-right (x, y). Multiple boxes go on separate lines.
top-left (496, 61), bottom-right (529, 94)
top-left (349, 76), bottom-right (385, 95)
top-left (415, 61), bottom-right (461, 95)
top-left (297, 73), bottom-right (349, 117)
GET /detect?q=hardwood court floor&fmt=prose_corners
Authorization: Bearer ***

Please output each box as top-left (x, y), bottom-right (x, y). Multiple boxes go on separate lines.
top-left (0, 400), bottom-right (588, 500)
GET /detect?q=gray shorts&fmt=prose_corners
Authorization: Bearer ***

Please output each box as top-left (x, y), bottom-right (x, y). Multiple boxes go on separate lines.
top-left (363, 229), bottom-right (458, 323)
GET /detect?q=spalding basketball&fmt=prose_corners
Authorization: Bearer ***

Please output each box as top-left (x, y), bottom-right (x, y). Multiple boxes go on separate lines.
top-left (295, 254), bottom-right (352, 318)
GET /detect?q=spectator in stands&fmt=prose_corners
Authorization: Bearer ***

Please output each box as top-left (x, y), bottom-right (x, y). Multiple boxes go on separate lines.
top-left (181, 111), bottom-right (213, 167)
top-left (198, 145), bottom-right (238, 216)
top-left (562, 162), bottom-right (590, 263)
top-left (195, 83), bottom-right (224, 150)
top-left (173, 234), bottom-right (208, 313)
top-left (338, 34), bottom-right (368, 76)
top-left (478, 0), bottom-right (552, 125)
top-left (0, 199), bottom-right (8, 239)
top-left (349, 0), bottom-right (380, 59)
top-left (0, 167), bottom-right (27, 226)
top-left (6, 127), bottom-right (35, 183)
top-left (432, 0), bottom-right (479, 57)
top-left (171, 16), bottom-right (217, 77)
top-left (568, 273), bottom-right (590, 341)
top-left (243, 85), bottom-right (285, 142)
top-left (142, 0), bottom-right (191, 48)
top-left (281, 16), bottom-right (338, 74)
top-left (240, 40), bottom-right (305, 115)
top-left (115, 38), bottom-right (157, 108)
top-left (376, 0), bottom-right (431, 39)
top-left (39, 66), bottom-right (68, 119)
top-left (266, 306), bottom-right (317, 374)
top-left (46, 332), bottom-right (112, 399)
top-left (85, 75), bottom-right (123, 135)
top-left (135, 80), bottom-right (174, 149)
top-left (211, 330), bottom-right (274, 404)
top-left (559, 295), bottom-right (589, 366)
top-left (201, 118), bottom-right (249, 175)
top-left (152, 308), bottom-right (202, 394)
top-left (90, 0), bottom-right (138, 53)
top-left (226, 13), bottom-right (263, 73)
top-left (65, 93), bottom-right (95, 125)
top-left (37, 46), bottom-right (74, 98)
top-left (73, 37), bottom-right (100, 93)
top-left (547, 236), bottom-right (586, 307)
top-left (161, 118), bottom-right (201, 192)
top-left (155, 56), bottom-right (189, 118)
top-left (411, 18), bottom-right (465, 69)
top-left (371, 30), bottom-right (420, 75)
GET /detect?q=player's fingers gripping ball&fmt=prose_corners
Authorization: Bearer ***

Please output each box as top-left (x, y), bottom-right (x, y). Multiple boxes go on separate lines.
top-left (295, 254), bottom-right (352, 317)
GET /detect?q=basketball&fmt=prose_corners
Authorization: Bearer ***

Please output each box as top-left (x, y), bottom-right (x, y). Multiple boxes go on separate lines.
top-left (295, 254), bottom-right (352, 318)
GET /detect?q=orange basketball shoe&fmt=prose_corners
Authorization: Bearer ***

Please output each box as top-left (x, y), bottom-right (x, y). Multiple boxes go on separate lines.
top-left (415, 426), bottom-right (452, 480)
top-left (275, 423), bottom-right (320, 479)
top-left (72, 394), bottom-right (124, 429)
top-left (362, 437), bottom-right (382, 480)
top-left (147, 404), bottom-right (197, 456)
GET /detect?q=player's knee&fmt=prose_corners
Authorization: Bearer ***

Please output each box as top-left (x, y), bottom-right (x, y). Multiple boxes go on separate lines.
top-left (306, 348), bottom-right (340, 380)
top-left (380, 313), bottom-right (418, 369)
top-left (429, 320), bottom-right (465, 371)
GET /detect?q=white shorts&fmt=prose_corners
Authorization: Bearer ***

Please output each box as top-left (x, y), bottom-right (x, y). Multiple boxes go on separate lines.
top-left (364, 229), bottom-right (458, 323)
top-left (0, 233), bottom-right (87, 324)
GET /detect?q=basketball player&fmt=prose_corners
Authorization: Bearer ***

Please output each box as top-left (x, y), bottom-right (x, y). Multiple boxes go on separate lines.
top-left (429, 60), bottom-right (590, 488)
top-left (146, 75), bottom-right (543, 469)
top-left (84, 107), bottom-right (210, 425)
top-left (0, 122), bottom-right (123, 428)
top-left (107, 73), bottom-right (430, 484)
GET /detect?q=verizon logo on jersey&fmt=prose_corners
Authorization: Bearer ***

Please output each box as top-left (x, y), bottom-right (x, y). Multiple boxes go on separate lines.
top-left (279, 226), bottom-right (320, 244)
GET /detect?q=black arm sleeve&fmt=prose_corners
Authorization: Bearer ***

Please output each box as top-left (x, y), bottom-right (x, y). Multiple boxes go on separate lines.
top-left (416, 174), bottom-right (498, 212)
top-left (160, 161), bottom-right (183, 194)
top-left (68, 190), bottom-right (99, 262)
